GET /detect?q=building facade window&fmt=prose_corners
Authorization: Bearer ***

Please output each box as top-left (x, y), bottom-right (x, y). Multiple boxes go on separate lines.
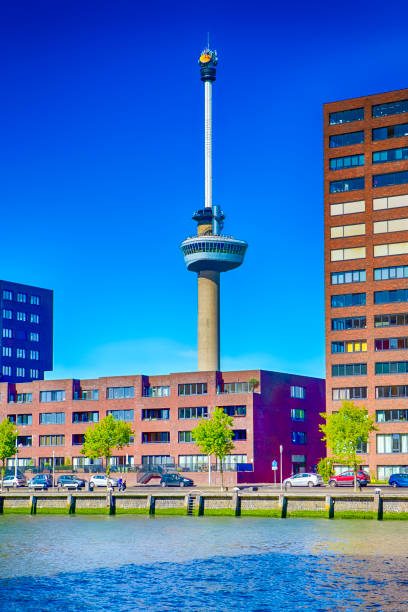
top-left (39, 412), bottom-right (65, 425)
top-left (72, 411), bottom-right (99, 423)
top-left (330, 224), bottom-right (365, 239)
top-left (39, 435), bottom-right (65, 447)
top-left (377, 409), bottom-right (408, 422)
top-left (330, 154), bottom-right (364, 171)
top-left (374, 218), bottom-right (408, 235)
top-left (330, 200), bottom-right (365, 216)
top-left (30, 350), bottom-right (39, 360)
top-left (331, 293), bottom-right (366, 308)
top-left (178, 406), bottom-right (208, 419)
top-left (292, 432), bottom-right (306, 444)
top-left (2, 309), bottom-right (12, 319)
top-left (142, 408), bottom-right (170, 421)
top-left (330, 177), bottom-right (365, 194)
top-left (232, 429), bottom-right (247, 441)
top-left (178, 455), bottom-right (208, 471)
top-left (373, 123), bottom-right (408, 141)
top-left (40, 390), bottom-right (66, 402)
top-left (331, 340), bottom-right (367, 353)
top-left (3, 329), bottom-right (12, 338)
top-left (332, 387), bottom-right (367, 400)
top-left (331, 316), bottom-right (366, 331)
top-left (17, 293), bottom-right (26, 303)
top-left (178, 383), bottom-right (207, 396)
top-left (178, 431), bottom-right (196, 443)
top-left (375, 289), bottom-right (408, 304)
top-left (30, 369), bottom-right (39, 379)
top-left (223, 405), bottom-right (246, 417)
top-left (331, 247), bottom-right (366, 262)
top-left (331, 270), bottom-right (366, 285)
top-left (373, 100), bottom-right (408, 118)
top-left (2, 366), bottom-right (11, 376)
top-left (16, 436), bottom-right (32, 447)
top-left (30, 313), bottom-right (39, 323)
top-left (376, 361), bottom-right (408, 375)
top-left (16, 368), bottom-right (25, 377)
top-left (141, 455), bottom-right (172, 466)
top-left (356, 439), bottom-right (368, 454)
top-left (378, 465), bottom-right (408, 480)
top-left (16, 349), bottom-right (26, 359)
top-left (291, 408), bottom-right (305, 421)
top-left (107, 409), bottom-right (134, 421)
top-left (377, 433), bottom-right (408, 453)
top-left (375, 313), bottom-right (408, 328)
top-left (376, 386), bottom-right (408, 399)
top-left (106, 386), bottom-right (134, 399)
top-left (2, 347), bottom-right (11, 357)
top-left (72, 434), bottom-right (85, 446)
top-left (373, 171), bottom-right (408, 188)
top-left (8, 393), bottom-right (32, 404)
top-left (374, 265), bottom-right (408, 280)
top-left (329, 131), bottom-right (364, 148)
top-left (142, 385), bottom-right (170, 397)
top-left (373, 147), bottom-right (408, 164)
top-left (30, 332), bottom-right (39, 342)
top-left (30, 295), bottom-right (40, 305)
top-left (142, 432), bottom-right (170, 443)
top-left (7, 414), bottom-right (32, 425)
top-left (2, 290), bottom-right (12, 300)
top-left (375, 337), bottom-right (408, 351)
top-left (374, 193), bottom-right (408, 211)
top-left (217, 382), bottom-right (251, 394)
top-left (290, 386), bottom-right (305, 399)
top-left (329, 108), bottom-right (364, 125)
top-left (332, 363), bottom-right (367, 377)
top-left (74, 389), bottom-right (99, 401)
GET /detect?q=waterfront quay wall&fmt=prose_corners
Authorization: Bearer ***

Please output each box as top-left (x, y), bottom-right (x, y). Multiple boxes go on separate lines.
top-left (2, 491), bottom-right (408, 519)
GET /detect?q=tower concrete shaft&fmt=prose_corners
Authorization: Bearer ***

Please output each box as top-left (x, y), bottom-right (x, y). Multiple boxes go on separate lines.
top-left (198, 270), bottom-right (220, 371)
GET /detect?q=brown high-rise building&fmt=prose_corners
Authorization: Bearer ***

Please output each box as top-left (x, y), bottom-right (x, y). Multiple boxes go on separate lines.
top-left (324, 89), bottom-right (408, 481)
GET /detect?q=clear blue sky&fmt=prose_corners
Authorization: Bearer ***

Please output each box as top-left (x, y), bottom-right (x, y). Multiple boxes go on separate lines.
top-left (2, 0), bottom-right (408, 380)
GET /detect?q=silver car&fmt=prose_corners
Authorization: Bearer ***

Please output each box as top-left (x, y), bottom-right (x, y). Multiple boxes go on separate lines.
top-left (2, 475), bottom-right (26, 488)
top-left (283, 472), bottom-right (324, 488)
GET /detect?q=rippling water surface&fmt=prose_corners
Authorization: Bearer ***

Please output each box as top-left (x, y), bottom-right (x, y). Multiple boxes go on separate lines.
top-left (1, 515), bottom-right (408, 611)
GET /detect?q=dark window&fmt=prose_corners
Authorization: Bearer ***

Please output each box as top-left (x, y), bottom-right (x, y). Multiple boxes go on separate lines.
top-left (178, 383), bottom-right (207, 396)
top-left (374, 266), bottom-right (408, 281)
top-left (376, 386), bottom-right (408, 399)
top-left (329, 131), bottom-right (364, 148)
top-left (330, 154), bottom-right (364, 171)
top-left (16, 435), bottom-right (32, 447)
top-left (376, 409), bottom-right (408, 422)
top-left (40, 390), bottom-right (66, 403)
top-left (223, 405), bottom-right (246, 417)
top-left (356, 439), bottom-right (368, 454)
top-left (142, 386), bottom-right (170, 397)
top-left (331, 317), bottom-right (366, 331)
top-left (39, 435), bottom-right (64, 446)
top-left (375, 337), bottom-right (408, 351)
top-left (292, 432), bottom-right (306, 444)
top-left (329, 108), bottom-right (364, 125)
top-left (142, 409), bottom-right (170, 420)
top-left (232, 429), bottom-right (247, 441)
top-left (332, 363), bottom-right (367, 377)
top-left (8, 414), bottom-right (32, 425)
top-left (72, 434), bottom-right (85, 445)
top-left (373, 123), bottom-right (408, 141)
top-left (142, 432), bottom-right (170, 443)
top-left (74, 389), bottom-right (99, 401)
top-left (178, 431), bottom-right (195, 443)
top-left (331, 293), bottom-right (366, 308)
top-left (374, 313), bottom-right (408, 328)
top-left (373, 100), bottom-right (408, 118)
top-left (375, 361), bottom-right (408, 375)
top-left (373, 147), bottom-right (408, 164)
top-left (373, 171), bottom-right (408, 188)
top-left (72, 411), bottom-right (99, 423)
top-left (8, 393), bottom-right (33, 404)
top-left (374, 289), bottom-right (408, 305)
top-left (330, 177), bottom-right (364, 193)
top-left (291, 408), bottom-right (305, 421)
top-left (39, 412), bottom-right (65, 425)
top-left (178, 406), bottom-right (208, 419)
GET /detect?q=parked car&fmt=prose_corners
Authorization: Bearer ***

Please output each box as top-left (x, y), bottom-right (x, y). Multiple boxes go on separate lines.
top-left (57, 475), bottom-right (86, 490)
top-left (2, 475), bottom-right (26, 488)
top-left (160, 473), bottom-right (194, 488)
top-left (328, 470), bottom-right (371, 487)
top-left (27, 474), bottom-right (53, 490)
top-left (283, 473), bottom-right (324, 488)
top-left (89, 475), bottom-right (118, 489)
top-left (389, 473), bottom-right (408, 488)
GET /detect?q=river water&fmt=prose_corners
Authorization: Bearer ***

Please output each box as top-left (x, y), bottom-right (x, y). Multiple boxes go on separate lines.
top-left (0, 515), bottom-right (407, 611)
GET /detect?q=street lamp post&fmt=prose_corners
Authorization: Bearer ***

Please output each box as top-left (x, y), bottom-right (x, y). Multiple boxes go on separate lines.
top-left (52, 451), bottom-right (55, 489)
top-left (208, 454), bottom-right (211, 486)
top-left (14, 438), bottom-right (18, 479)
top-left (280, 445), bottom-right (283, 490)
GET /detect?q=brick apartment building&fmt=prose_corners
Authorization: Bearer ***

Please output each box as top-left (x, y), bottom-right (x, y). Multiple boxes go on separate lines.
top-left (0, 369), bottom-right (325, 485)
top-left (325, 88), bottom-right (408, 480)
top-left (0, 280), bottom-right (53, 382)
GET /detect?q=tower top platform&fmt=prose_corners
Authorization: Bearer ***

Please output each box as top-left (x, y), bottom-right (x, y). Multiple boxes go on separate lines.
top-left (181, 235), bottom-right (248, 273)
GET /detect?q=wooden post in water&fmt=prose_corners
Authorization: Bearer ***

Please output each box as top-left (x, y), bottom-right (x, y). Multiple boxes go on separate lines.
top-left (197, 495), bottom-right (204, 516)
top-left (0, 496), bottom-right (3, 514)
top-left (109, 492), bottom-right (116, 516)
top-left (30, 495), bottom-right (37, 515)
top-left (279, 495), bottom-right (287, 518)
top-left (325, 495), bottom-right (334, 519)
top-left (67, 495), bottom-right (76, 515)
top-left (234, 493), bottom-right (241, 517)
top-left (374, 493), bottom-right (383, 520)
top-left (147, 495), bottom-right (155, 516)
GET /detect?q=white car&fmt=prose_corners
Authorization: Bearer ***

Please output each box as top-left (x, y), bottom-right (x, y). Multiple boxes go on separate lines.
top-left (2, 475), bottom-right (26, 488)
top-left (283, 472), bottom-right (324, 488)
top-left (89, 475), bottom-right (119, 488)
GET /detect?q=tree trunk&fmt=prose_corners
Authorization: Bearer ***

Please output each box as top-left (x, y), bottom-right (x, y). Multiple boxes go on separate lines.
top-left (353, 460), bottom-right (358, 492)
top-left (220, 458), bottom-right (224, 491)
top-left (106, 456), bottom-right (111, 494)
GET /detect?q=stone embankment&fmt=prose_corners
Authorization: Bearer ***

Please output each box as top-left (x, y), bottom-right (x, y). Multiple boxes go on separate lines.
top-left (1, 490), bottom-right (408, 519)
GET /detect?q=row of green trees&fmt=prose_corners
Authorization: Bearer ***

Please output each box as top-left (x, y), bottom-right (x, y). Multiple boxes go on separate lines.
top-left (0, 399), bottom-right (377, 491)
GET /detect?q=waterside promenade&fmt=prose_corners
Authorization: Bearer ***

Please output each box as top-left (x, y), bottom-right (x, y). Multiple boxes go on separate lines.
top-left (2, 488), bottom-right (408, 519)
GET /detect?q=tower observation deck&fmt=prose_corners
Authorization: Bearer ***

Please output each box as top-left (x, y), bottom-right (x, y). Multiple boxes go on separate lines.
top-left (181, 46), bottom-right (248, 371)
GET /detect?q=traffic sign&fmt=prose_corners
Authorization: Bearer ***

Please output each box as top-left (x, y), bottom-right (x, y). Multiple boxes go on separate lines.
top-left (271, 460), bottom-right (278, 470)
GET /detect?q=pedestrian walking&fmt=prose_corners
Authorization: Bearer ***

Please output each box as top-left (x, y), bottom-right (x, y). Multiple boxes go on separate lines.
top-left (117, 477), bottom-right (123, 492)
